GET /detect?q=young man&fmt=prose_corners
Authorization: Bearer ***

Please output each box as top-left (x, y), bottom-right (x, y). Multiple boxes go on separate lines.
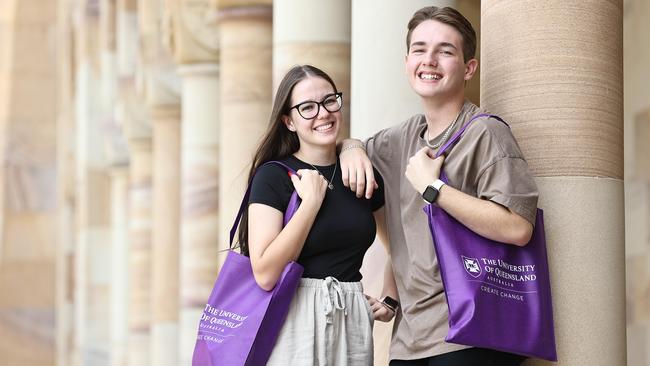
top-left (340, 6), bottom-right (537, 366)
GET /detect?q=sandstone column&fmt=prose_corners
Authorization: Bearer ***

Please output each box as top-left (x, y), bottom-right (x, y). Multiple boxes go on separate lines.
top-left (1, 0), bottom-right (63, 361)
top-left (624, 1), bottom-right (650, 363)
top-left (150, 105), bottom-right (181, 366)
top-left (350, 2), bottom-right (456, 364)
top-left (626, 109), bottom-right (650, 366)
top-left (217, 2), bottom-right (272, 263)
top-left (0, 0), bottom-right (10, 233)
top-left (109, 165), bottom-right (130, 366)
top-left (72, 7), bottom-right (92, 366)
top-left (481, 1), bottom-right (625, 365)
top-left (169, 63), bottom-right (219, 364)
top-left (56, 0), bottom-right (76, 365)
top-left (126, 137), bottom-right (153, 366)
top-left (73, 2), bottom-right (114, 364)
top-left (138, 1), bottom-right (183, 364)
top-left (176, 63), bottom-right (220, 365)
top-left (98, 3), bottom-right (130, 364)
top-left (116, 0), bottom-right (155, 364)
top-left (164, 1), bottom-right (221, 362)
top-left (273, 0), bottom-right (350, 137)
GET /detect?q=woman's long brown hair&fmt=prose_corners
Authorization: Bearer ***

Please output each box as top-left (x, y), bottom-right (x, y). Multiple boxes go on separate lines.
top-left (236, 65), bottom-right (338, 255)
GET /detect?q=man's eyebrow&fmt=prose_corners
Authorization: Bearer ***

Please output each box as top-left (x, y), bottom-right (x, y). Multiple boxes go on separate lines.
top-left (438, 42), bottom-right (458, 49)
top-left (410, 41), bottom-right (459, 49)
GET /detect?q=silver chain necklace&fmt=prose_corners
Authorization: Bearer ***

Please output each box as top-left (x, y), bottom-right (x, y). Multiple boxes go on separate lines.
top-left (305, 159), bottom-right (338, 190)
top-left (425, 113), bottom-right (461, 149)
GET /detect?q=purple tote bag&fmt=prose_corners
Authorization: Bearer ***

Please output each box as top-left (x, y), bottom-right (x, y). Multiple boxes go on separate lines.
top-left (424, 114), bottom-right (557, 361)
top-left (192, 161), bottom-right (304, 366)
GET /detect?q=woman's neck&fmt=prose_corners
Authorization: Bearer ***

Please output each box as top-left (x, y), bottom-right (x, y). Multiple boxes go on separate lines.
top-left (294, 145), bottom-right (337, 166)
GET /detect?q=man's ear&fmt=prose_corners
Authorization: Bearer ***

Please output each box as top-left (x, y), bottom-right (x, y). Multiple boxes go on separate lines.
top-left (464, 58), bottom-right (478, 81)
top-left (282, 115), bottom-right (296, 131)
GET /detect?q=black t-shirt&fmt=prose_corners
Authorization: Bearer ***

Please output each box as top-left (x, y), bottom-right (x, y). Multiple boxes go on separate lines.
top-left (248, 155), bottom-right (385, 282)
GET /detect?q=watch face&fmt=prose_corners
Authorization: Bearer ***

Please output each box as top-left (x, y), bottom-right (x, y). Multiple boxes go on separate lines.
top-left (423, 186), bottom-right (439, 204)
top-left (383, 296), bottom-right (399, 309)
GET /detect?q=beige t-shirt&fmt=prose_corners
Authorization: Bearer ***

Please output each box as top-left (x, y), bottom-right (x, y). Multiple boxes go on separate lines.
top-left (366, 101), bottom-right (539, 361)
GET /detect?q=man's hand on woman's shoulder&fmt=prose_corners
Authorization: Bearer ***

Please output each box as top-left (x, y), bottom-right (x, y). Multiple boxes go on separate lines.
top-left (339, 138), bottom-right (378, 199)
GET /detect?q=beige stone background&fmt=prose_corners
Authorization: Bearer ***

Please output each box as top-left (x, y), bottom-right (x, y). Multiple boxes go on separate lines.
top-left (0, 0), bottom-right (647, 365)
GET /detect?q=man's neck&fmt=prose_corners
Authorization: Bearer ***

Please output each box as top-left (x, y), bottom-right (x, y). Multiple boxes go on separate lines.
top-left (422, 95), bottom-right (466, 136)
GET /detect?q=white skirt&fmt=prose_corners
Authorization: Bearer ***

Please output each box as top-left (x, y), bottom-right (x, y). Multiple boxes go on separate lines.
top-left (266, 277), bottom-right (374, 366)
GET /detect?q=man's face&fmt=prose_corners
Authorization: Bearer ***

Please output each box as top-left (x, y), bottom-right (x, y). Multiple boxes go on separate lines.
top-left (405, 20), bottom-right (475, 101)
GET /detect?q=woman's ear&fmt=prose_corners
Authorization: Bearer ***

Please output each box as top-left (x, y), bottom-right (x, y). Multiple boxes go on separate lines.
top-left (282, 115), bottom-right (296, 132)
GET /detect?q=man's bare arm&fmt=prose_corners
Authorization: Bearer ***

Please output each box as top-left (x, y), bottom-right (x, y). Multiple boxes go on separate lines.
top-left (338, 138), bottom-right (377, 199)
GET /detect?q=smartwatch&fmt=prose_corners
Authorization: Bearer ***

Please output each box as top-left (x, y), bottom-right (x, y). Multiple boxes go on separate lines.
top-left (422, 179), bottom-right (445, 204)
top-left (381, 296), bottom-right (400, 313)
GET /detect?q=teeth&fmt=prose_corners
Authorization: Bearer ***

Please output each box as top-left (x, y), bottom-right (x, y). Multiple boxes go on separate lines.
top-left (420, 73), bottom-right (441, 80)
top-left (315, 123), bottom-right (333, 131)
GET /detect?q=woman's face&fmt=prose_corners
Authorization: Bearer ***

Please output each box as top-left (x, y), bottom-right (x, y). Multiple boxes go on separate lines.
top-left (283, 76), bottom-right (341, 150)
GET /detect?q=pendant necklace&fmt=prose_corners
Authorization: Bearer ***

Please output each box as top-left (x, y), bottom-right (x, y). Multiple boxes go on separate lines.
top-left (305, 159), bottom-right (338, 190)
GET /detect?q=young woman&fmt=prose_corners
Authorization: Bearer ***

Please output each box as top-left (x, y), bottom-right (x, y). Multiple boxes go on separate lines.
top-left (237, 65), bottom-right (397, 365)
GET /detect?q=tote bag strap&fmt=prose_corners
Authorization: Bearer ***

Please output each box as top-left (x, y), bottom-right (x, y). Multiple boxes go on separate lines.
top-left (229, 160), bottom-right (299, 246)
top-left (435, 113), bottom-right (508, 158)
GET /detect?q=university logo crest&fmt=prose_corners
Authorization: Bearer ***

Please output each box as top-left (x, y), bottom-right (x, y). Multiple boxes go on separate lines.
top-left (461, 256), bottom-right (482, 278)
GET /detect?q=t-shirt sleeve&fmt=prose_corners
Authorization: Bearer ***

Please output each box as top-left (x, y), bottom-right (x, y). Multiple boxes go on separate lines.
top-left (462, 117), bottom-right (539, 225)
top-left (365, 125), bottom-right (397, 165)
top-left (248, 163), bottom-right (294, 213)
top-left (370, 167), bottom-right (385, 211)
top-left (476, 157), bottom-right (539, 225)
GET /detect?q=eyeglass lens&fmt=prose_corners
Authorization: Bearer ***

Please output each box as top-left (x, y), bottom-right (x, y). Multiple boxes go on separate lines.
top-left (297, 94), bottom-right (341, 119)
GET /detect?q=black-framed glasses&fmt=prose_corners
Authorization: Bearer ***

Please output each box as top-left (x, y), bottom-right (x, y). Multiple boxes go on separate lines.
top-left (288, 92), bottom-right (343, 120)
